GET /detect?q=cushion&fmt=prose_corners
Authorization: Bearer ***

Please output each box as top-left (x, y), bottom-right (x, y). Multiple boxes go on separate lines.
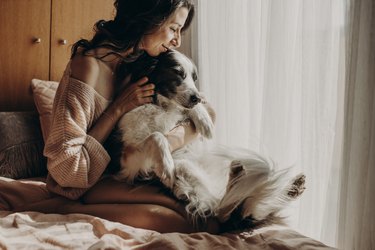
top-left (0, 112), bottom-right (47, 179)
top-left (31, 79), bottom-right (59, 142)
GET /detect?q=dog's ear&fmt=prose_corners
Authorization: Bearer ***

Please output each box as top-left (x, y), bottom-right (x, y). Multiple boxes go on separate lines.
top-left (147, 50), bottom-right (183, 98)
top-left (129, 53), bottom-right (159, 83)
top-left (116, 53), bottom-right (159, 85)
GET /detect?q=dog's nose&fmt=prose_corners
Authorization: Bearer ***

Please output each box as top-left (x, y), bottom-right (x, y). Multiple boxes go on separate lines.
top-left (190, 94), bottom-right (201, 105)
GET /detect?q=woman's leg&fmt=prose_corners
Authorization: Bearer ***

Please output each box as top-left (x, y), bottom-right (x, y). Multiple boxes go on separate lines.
top-left (0, 177), bottom-right (220, 234)
top-left (82, 177), bottom-right (220, 233)
top-left (82, 177), bottom-right (187, 217)
top-left (0, 177), bottom-right (52, 210)
top-left (0, 177), bottom-right (86, 215)
top-left (60, 202), bottom-right (196, 233)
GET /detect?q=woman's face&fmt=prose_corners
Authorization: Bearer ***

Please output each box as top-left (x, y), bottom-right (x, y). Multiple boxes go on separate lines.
top-left (140, 7), bottom-right (189, 56)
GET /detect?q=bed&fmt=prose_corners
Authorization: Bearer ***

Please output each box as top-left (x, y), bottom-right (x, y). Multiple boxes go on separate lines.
top-left (0, 207), bottom-right (335, 250)
top-left (0, 80), bottom-right (337, 250)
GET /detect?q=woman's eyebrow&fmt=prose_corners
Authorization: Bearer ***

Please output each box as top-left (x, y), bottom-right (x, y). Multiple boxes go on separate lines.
top-left (172, 22), bottom-right (183, 27)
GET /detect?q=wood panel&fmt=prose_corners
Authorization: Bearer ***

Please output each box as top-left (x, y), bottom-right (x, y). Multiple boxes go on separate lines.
top-left (50, 0), bottom-right (115, 81)
top-left (0, 0), bottom-right (51, 111)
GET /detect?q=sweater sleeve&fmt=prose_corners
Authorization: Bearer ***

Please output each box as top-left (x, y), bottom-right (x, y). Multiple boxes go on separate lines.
top-left (44, 76), bottom-right (110, 199)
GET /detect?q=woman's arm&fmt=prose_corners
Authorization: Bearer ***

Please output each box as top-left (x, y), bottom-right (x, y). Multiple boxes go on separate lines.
top-left (89, 78), bottom-right (154, 143)
top-left (70, 55), bottom-right (155, 144)
top-left (44, 55), bottom-right (155, 198)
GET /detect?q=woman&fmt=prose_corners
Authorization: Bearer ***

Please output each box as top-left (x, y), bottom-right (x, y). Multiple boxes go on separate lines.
top-left (0, 0), bottom-right (219, 233)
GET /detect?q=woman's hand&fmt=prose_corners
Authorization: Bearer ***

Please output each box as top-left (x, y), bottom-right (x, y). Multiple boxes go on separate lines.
top-left (88, 76), bottom-right (154, 144)
top-left (109, 76), bottom-right (155, 121)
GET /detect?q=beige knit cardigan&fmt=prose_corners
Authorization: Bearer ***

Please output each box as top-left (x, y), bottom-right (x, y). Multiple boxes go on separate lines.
top-left (44, 63), bottom-right (111, 200)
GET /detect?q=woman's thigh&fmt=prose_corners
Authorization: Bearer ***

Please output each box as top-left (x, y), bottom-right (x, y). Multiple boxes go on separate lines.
top-left (82, 177), bottom-right (186, 217)
top-left (60, 202), bottom-right (196, 233)
top-left (0, 177), bottom-right (220, 233)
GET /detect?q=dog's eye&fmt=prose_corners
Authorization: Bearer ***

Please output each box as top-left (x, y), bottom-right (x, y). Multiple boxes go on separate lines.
top-left (173, 80), bottom-right (182, 86)
top-left (192, 72), bottom-right (198, 81)
top-left (173, 68), bottom-right (187, 79)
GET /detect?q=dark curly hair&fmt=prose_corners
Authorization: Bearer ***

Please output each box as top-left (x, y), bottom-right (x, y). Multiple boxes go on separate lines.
top-left (71, 0), bottom-right (195, 63)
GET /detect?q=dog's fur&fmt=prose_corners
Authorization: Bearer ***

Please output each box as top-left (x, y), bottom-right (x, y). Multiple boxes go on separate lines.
top-left (111, 50), bottom-right (305, 229)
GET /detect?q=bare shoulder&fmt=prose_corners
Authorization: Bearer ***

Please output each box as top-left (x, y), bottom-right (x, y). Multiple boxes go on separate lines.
top-left (70, 53), bottom-right (100, 88)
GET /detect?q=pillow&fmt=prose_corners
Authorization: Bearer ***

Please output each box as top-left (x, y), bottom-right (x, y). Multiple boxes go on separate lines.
top-left (31, 79), bottom-right (59, 142)
top-left (0, 112), bottom-right (47, 179)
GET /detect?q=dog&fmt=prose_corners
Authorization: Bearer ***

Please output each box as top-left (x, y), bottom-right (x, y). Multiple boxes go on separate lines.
top-left (110, 49), bottom-right (306, 229)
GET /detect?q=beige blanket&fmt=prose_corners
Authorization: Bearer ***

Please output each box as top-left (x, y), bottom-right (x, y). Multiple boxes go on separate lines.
top-left (0, 211), bottom-right (336, 250)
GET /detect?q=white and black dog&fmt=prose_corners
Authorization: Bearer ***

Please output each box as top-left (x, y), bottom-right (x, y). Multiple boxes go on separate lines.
top-left (108, 49), bottom-right (305, 229)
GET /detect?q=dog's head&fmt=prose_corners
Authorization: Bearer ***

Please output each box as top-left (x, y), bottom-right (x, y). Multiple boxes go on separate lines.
top-left (126, 50), bottom-right (201, 109)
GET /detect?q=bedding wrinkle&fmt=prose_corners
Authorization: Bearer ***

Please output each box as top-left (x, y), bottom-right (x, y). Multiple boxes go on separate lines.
top-left (0, 210), bottom-right (337, 250)
top-left (91, 218), bottom-right (139, 241)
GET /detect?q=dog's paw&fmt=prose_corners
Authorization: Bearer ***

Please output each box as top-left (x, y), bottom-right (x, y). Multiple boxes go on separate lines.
top-left (188, 104), bottom-right (214, 139)
top-left (229, 160), bottom-right (245, 179)
top-left (173, 178), bottom-right (218, 219)
top-left (196, 118), bottom-right (214, 139)
top-left (287, 174), bottom-right (306, 198)
top-left (189, 111), bottom-right (214, 139)
top-left (185, 192), bottom-right (218, 219)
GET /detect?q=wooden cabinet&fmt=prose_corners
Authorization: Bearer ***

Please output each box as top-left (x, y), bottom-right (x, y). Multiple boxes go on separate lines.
top-left (0, 0), bottom-right (114, 111)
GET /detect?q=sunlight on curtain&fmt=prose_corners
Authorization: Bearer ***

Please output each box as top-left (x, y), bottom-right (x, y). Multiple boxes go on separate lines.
top-left (338, 0), bottom-right (375, 249)
top-left (193, 0), bottom-right (346, 247)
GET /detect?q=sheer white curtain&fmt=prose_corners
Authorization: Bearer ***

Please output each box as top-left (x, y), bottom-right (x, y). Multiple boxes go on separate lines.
top-left (338, 0), bottom-right (375, 249)
top-left (191, 0), bottom-right (375, 248)
top-left (188, 0), bottom-right (369, 248)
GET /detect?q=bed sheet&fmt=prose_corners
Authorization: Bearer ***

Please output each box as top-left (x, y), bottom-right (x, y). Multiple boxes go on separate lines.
top-left (0, 211), bottom-right (336, 250)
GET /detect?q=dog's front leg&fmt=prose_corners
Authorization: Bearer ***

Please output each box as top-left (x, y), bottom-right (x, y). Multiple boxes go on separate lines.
top-left (188, 103), bottom-right (214, 139)
top-left (118, 132), bottom-right (175, 188)
top-left (142, 132), bottom-right (176, 188)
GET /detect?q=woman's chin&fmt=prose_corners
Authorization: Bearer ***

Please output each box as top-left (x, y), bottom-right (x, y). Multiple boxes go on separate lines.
top-left (145, 49), bottom-right (162, 57)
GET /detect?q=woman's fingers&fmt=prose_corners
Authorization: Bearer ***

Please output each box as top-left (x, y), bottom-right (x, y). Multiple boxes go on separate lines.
top-left (130, 76), bottom-right (155, 94)
top-left (134, 84), bottom-right (154, 95)
top-left (133, 85), bottom-right (154, 105)
top-left (136, 76), bottom-right (149, 86)
top-left (142, 83), bottom-right (155, 91)
top-left (136, 92), bottom-right (153, 102)
top-left (143, 89), bottom-right (155, 97)
top-left (114, 76), bottom-right (156, 114)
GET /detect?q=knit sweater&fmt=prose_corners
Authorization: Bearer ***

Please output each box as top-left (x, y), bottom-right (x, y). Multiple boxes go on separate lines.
top-left (44, 62), bottom-right (111, 200)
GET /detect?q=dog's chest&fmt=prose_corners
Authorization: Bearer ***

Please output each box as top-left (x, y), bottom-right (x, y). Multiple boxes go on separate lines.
top-left (117, 103), bottom-right (186, 145)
